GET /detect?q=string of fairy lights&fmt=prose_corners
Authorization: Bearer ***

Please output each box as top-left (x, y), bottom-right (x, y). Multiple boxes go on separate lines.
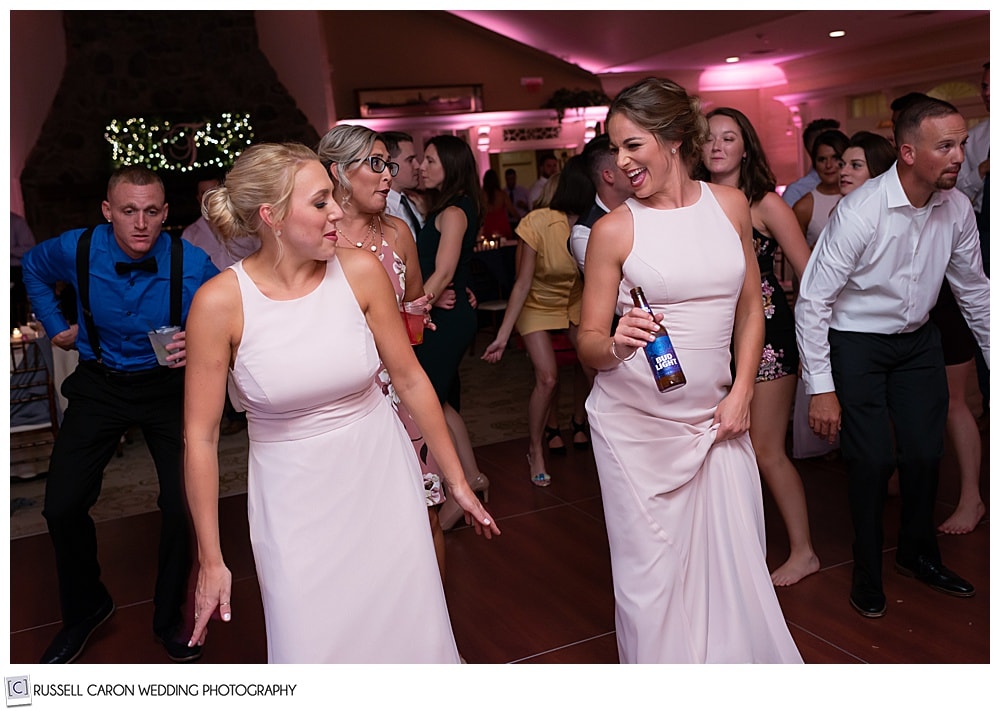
top-left (104, 113), bottom-right (253, 171)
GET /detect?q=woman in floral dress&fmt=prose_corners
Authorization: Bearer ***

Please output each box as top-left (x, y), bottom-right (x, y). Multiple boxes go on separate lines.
top-left (699, 107), bottom-right (820, 586)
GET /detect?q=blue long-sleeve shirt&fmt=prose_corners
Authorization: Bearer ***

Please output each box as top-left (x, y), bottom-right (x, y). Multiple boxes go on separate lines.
top-left (22, 224), bottom-right (218, 371)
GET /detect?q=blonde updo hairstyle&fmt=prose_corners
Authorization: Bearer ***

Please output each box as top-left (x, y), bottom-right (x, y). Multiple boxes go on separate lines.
top-left (202, 142), bottom-right (320, 248)
top-left (315, 124), bottom-right (380, 206)
top-left (607, 77), bottom-right (708, 169)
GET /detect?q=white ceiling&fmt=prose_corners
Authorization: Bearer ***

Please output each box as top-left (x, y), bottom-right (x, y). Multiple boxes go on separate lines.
top-left (449, 9), bottom-right (988, 93)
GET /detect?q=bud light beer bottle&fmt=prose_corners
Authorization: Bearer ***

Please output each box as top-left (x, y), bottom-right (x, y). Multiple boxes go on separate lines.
top-left (629, 286), bottom-right (686, 393)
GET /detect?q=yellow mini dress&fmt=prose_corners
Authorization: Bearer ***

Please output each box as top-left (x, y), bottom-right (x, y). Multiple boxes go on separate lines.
top-left (514, 208), bottom-right (583, 336)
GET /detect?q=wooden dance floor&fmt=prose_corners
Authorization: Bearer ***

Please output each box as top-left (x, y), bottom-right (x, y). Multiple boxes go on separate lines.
top-left (9, 423), bottom-right (988, 666)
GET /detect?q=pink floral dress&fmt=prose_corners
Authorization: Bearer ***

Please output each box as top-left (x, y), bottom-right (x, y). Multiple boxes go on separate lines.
top-left (372, 225), bottom-right (445, 506)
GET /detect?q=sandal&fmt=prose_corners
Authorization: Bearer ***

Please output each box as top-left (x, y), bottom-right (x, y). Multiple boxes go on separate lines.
top-left (527, 454), bottom-right (551, 487)
top-left (571, 417), bottom-right (590, 450)
top-left (544, 425), bottom-right (566, 455)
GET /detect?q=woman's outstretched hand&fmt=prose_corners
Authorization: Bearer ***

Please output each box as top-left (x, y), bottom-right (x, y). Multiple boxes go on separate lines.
top-left (481, 336), bottom-right (507, 363)
top-left (189, 562), bottom-right (233, 648)
top-left (450, 486), bottom-right (501, 539)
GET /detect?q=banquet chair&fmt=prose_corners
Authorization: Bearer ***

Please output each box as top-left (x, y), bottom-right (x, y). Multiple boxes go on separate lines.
top-left (10, 336), bottom-right (60, 479)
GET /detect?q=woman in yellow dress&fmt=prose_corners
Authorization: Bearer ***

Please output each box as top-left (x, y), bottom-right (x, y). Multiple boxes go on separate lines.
top-left (481, 156), bottom-right (594, 486)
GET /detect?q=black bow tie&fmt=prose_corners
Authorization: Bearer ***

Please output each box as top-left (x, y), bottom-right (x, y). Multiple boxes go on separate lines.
top-left (115, 257), bottom-right (157, 275)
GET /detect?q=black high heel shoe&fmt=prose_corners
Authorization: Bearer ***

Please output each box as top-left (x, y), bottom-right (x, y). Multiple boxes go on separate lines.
top-left (571, 417), bottom-right (590, 450)
top-left (545, 425), bottom-right (567, 455)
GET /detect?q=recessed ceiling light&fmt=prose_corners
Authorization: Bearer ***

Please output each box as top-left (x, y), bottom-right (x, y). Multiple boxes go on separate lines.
top-left (726, 56), bottom-right (740, 63)
top-left (829, 30), bottom-right (846, 38)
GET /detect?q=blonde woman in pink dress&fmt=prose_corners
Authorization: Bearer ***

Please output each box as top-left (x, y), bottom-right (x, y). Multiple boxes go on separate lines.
top-left (184, 143), bottom-right (499, 663)
top-left (577, 78), bottom-right (801, 663)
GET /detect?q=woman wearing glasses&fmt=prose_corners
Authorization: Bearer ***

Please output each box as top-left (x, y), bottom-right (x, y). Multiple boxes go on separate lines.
top-left (316, 125), bottom-right (469, 576)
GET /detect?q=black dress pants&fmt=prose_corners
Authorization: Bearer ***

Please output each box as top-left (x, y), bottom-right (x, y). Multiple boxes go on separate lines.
top-left (43, 361), bottom-right (190, 638)
top-left (829, 324), bottom-right (948, 593)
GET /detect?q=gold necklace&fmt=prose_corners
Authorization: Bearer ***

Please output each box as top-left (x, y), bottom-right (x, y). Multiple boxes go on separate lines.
top-left (345, 215), bottom-right (381, 253)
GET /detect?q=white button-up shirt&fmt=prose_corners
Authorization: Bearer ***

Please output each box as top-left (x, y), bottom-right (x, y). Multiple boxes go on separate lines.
top-left (385, 188), bottom-right (423, 240)
top-left (795, 162), bottom-right (990, 395)
top-left (956, 117), bottom-right (989, 212)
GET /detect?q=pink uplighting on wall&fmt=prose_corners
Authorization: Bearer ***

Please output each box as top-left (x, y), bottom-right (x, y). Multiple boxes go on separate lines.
top-left (699, 62), bottom-right (787, 92)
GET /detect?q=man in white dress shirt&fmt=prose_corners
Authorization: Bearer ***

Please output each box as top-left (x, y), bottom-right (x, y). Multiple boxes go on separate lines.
top-left (569, 133), bottom-right (632, 275)
top-left (380, 131), bottom-right (424, 239)
top-left (956, 62), bottom-right (989, 217)
top-left (956, 62), bottom-right (991, 408)
top-left (795, 96), bottom-right (989, 619)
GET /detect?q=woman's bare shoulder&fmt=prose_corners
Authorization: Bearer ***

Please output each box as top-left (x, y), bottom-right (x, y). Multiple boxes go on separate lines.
top-left (192, 268), bottom-right (241, 311)
top-left (596, 202), bottom-right (633, 231)
top-left (704, 181), bottom-right (748, 210)
top-left (336, 247), bottom-right (383, 278)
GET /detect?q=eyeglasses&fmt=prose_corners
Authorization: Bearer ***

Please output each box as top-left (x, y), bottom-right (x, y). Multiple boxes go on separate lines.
top-left (350, 155), bottom-right (399, 177)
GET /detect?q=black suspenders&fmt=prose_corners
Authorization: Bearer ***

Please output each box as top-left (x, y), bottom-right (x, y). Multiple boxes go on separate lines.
top-left (75, 229), bottom-right (183, 364)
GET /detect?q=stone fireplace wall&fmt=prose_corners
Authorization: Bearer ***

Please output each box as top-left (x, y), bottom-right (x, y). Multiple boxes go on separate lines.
top-left (20, 10), bottom-right (320, 241)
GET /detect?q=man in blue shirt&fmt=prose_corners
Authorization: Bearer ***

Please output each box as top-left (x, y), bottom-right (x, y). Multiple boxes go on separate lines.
top-left (23, 166), bottom-right (218, 663)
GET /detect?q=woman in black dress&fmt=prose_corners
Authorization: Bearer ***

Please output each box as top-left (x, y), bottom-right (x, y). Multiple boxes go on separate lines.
top-left (699, 107), bottom-right (820, 586)
top-left (416, 135), bottom-right (490, 529)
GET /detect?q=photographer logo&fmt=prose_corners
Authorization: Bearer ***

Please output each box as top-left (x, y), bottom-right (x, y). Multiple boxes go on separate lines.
top-left (5, 676), bottom-right (31, 707)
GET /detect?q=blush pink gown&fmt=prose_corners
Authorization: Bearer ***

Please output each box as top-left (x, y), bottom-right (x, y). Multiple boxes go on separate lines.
top-left (586, 186), bottom-right (802, 663)
top-left (228, 257), bottom-right (460, 663)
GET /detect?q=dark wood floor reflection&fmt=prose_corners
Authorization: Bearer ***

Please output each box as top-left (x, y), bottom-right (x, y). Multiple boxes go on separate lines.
top-left (9, 423), bottom-right (988, 664)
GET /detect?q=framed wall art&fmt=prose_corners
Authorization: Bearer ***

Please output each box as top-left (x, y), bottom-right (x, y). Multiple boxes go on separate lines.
top-left (357, 85), bottom-right (483, 118)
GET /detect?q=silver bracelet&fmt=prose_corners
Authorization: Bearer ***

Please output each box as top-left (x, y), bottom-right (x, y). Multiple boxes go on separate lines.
top-left (611, 340), bottom-right (636, 362)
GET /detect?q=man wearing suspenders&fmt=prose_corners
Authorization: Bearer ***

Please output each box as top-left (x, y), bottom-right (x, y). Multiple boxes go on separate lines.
top-left (23, 166), bottom-right (218, 663)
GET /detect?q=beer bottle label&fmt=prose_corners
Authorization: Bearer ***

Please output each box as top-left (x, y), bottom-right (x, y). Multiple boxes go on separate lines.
top-left (645, 333), bottom-right (683, 379)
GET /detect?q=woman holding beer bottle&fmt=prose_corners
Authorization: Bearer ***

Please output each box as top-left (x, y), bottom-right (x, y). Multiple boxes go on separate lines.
top-left (576, 78), bottom-right (801, 663)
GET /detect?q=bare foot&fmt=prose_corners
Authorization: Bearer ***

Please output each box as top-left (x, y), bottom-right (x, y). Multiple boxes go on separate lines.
top-left (937, 501), bottom-right (986, 534)
top-left (771, 552), bottom-right (821, 587)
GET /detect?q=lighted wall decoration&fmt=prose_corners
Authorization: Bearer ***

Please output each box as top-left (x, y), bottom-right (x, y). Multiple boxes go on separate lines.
top-left (104, 113), bottom-right (253, 171)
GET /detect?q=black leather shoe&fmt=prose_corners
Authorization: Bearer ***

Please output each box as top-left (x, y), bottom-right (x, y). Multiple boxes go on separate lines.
top-left (155, 634), bottom-right (203, 663)
top-left (849, 585), bottom-right (886, 618)
top-left (895, 556), bottom-right (976, 597)
top-left (39, 596), bottom-right (115, 663)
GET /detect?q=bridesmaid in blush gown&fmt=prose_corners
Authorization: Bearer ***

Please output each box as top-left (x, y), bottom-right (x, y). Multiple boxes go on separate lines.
top-left (577, 78), bottom-right (801, 663)
top-left (183, 143), bottom-right (499, 663)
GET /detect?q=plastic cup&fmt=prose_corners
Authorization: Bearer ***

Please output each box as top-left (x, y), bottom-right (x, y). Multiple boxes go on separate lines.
top-left (147, 326), bottom-right (181, 366)
top-left (402, 311), bottom-right (425, 345)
